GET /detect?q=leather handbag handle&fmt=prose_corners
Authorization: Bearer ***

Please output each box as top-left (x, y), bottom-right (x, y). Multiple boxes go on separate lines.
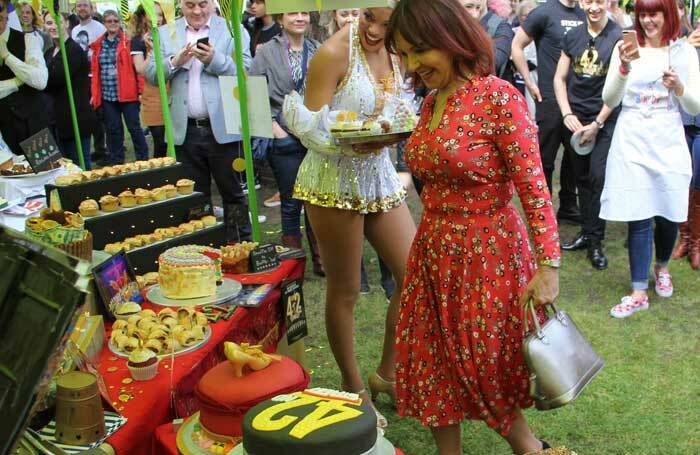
top-left (523, 299), bottom-right (562, 336)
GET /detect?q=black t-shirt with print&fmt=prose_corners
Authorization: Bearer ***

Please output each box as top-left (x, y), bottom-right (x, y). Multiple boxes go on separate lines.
top-left (523, 0), bottom-right (585, 100)
top-left (562, 20), bottom-right (623, 122)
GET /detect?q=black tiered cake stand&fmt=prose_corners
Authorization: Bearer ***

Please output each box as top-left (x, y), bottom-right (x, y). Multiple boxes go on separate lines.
top-left (45, 164), bottom-right (225, 273)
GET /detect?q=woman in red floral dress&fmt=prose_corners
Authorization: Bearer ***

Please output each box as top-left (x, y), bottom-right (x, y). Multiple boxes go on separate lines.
top-left (387, 1), bottom-right (561, 453)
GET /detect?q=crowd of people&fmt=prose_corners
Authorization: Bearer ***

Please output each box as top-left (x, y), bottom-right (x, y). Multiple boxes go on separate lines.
top-left (1, 0), bottom-right (699, 452)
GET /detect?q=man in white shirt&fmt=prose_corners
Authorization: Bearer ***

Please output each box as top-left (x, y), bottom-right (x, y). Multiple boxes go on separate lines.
top-left (71, 0), bottom-right (107, 163)
top-left (0, 0), bottom-right (48, 155)
top-left (145, 0), bottom-right (253, 242)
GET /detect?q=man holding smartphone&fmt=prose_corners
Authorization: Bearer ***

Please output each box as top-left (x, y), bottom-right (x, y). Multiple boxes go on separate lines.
top-left (553, 0), bottom-right (622, 269)
top-left (511, 0), bottom-right (585, 225)
top-left (145, 0), bottom-right (253, 243)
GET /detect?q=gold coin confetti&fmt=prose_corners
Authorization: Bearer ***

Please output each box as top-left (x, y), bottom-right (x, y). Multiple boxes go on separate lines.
top-left (108, 356), bottom-right (118, 361)
top-left (109, 386), bottom-right (115, 389)
top-left (122, 378), bottom-right (133, 385)
top-left (118, 406), bottom-right (125, 411)
top-left (232, 158), bottom-right (246, 173)
top-left (118, 394), bottom-right (131, 402)
top-left (112, 401), bottom-right (117, 406)
top-left (107, 366), bottom-right (118, 372)
top-left (164, 364), bottom-right (170, 369)
top-left (139, 390), bottom-right (144, 394)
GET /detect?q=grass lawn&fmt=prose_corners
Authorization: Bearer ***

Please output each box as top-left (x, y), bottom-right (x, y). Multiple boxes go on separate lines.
top-left (256, 186), bottom-right (700, 455)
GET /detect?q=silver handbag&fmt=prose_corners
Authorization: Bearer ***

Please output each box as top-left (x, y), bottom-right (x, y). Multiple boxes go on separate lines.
top-left (523, 300), bottom-right (604, 410)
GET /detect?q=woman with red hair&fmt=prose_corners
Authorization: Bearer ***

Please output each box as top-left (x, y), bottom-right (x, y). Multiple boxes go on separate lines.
top-left (387, 0), bottom-right (561, 453)
top-left (601, 0), bottom-right (700, 319)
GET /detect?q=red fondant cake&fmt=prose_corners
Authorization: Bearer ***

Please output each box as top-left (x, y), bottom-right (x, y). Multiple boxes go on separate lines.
top-left (195, 356), bottom-right (309, 439)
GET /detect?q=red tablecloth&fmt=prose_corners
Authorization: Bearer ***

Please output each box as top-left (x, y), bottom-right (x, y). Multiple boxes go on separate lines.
top-left (100, 259), bottom-right (305, 455)
top-left (153, 421), bottom-right (406, 455)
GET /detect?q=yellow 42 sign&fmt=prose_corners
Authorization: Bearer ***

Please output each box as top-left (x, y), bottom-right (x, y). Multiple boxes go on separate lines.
top-left (251, 393), bottom-right (364, 439)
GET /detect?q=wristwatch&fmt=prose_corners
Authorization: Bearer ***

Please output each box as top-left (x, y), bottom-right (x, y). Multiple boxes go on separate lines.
top-left (594, 119), bottom-right (604, 129)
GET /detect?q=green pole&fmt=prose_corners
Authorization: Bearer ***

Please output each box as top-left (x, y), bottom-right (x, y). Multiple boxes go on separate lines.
top-left (150, 26), bottom-right (176, 158)
top-left (55, 13), bottom-right (86, 170)
top-left (231, 0), bottom-right (261, 242)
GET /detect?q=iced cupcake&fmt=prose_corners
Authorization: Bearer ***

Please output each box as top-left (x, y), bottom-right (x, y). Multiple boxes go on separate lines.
top-left (127, 348), bottom-right (159, 381)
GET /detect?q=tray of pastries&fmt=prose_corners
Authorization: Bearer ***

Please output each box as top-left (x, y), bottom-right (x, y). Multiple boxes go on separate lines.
top-left (108, 306), bottom-right (212, 358)
top-left (54, 157), bottom-right (178, 186)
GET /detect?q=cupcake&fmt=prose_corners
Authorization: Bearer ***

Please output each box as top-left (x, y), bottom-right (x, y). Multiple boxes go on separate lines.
top-left (79, 199), bottom-right (99, 217)
top-left (201, 215), bottom-right (217, 227)
top-left (92, 169), bottom-right (107, 179)
top-left (178, 223), bottom-right (195, 234)
top-left (162, 156), bottom-right (176, 166)
top-left (151, 187), bottom-right (167, 201)
top-left (124, 237), bottom-right (144, 248)
top-left (190, 220), bottom-right (204, 231)
top-left (127, 348), bottom-right (159, 381)
top-left (135, 188), bottom-right (153, 204)
top-left (162, 184), bottom-right (177, 198)
top-left (104, 243), bottom-right (123, 254)
top-left (150, 158), bottom-right (165, 168)
top-left (81, 170), bottom-right (99, 181)
top-left (176, 179), bottom-right (195, 195)
top-left (99, 195), bottom-right (119, 212)
top-left (122, 163), bottom-right (137, 173)
top-left (118, 190), bottom-right (137, 208)
top-left (133, 160), bottom-right (150, 171)
top-left (106, 165), bottom-right (122, 176)
top-left (114, 301), bottom-right (142, 320)
top-left (155, 228), bottom-right (174, 239)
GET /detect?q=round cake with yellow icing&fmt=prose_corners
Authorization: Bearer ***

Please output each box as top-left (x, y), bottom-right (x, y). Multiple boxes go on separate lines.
top-left (240, 388), bottom-right (378, 455)
top-left (158, 245), bottom-right (221, 299)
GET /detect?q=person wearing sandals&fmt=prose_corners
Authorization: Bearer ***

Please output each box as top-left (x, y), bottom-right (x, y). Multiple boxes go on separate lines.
top-left (601, 0), bottom-right (700, 319)
top-left (283, 4), bottom-right (416, 428)
top-left (248, 12), bottom-right (324, 272)
top-left (387, 0), bottom-right (561, 453)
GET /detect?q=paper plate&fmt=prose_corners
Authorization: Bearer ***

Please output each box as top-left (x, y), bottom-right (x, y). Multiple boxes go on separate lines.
top-left (108, 325), bottom-right (212, 359)
top-left (146, 278), bottom-right (242, 308)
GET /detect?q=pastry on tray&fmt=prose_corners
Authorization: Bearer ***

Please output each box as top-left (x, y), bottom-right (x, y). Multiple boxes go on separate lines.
top-left (201, 215), bottom-right (217, 227)
top-left (135, 188), bottom-right (153, 204)
top-left (79, 199), bottom-right (99, 217)
top-left (118, 190), bottom-right (137, 208)
top-left (162, 184), bottom-right (177, 198)
top-left (176, 179), bottom-right (195, 195)
top-left (99, 195), bottom-right (119, 212)
top-left (151, 187), bottom-right (167, 201)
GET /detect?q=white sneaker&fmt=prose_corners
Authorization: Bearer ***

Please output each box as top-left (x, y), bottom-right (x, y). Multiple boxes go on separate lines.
top-left (610, 295), bottom-right (649, 319)
top-left (213, 206), bottom-right (224, 218)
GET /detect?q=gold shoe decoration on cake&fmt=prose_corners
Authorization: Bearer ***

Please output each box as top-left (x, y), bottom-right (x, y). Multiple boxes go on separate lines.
top-left (224, 342), bottom-right (282, 378)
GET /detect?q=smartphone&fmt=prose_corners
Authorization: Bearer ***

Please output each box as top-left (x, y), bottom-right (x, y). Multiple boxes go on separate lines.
top-left (196, 36), bottom-right (210, 49)
top-left (622, 30), bottom-right (640, 60)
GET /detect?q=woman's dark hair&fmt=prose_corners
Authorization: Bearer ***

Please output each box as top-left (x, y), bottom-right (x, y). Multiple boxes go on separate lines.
top-left (386, 0), bottom-right (494, 81)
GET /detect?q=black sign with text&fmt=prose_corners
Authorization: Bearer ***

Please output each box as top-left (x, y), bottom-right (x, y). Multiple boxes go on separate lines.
top-left (20, 129), bottom-right (62, 172)
top-left (282, 279), bottom-right (307, 344)
top-left (249, 243), bottom-right (280, 273)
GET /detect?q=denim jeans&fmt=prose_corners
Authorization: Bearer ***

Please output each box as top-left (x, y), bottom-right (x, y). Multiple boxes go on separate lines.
top-left (59, 135), bottom-right (92, 170)
top-left (685, 125), bottom-right (700, 190)
top-left (268, 135), bottom-right (306, 237)
top-left (102, 100), bottom-right (149, 164)
top-left (628, 217), bottom-right (677, 290)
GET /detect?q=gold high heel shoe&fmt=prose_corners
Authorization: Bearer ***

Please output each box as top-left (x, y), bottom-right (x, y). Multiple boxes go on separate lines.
top-left (224, 342), bottom-right (281, 378)
top-left (367, 372), bottom-right (396, 404)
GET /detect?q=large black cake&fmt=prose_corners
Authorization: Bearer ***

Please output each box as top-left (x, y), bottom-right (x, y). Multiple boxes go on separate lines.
top-left (241, 388), bottom-right (377, 455)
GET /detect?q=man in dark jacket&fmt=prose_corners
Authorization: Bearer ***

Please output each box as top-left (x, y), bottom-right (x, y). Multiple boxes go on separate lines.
top-left (0, 0), bottom-right (49, 155)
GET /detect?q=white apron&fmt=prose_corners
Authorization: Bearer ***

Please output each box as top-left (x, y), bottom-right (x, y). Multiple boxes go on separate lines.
top-left (600, 42), bottom-right (693, 223)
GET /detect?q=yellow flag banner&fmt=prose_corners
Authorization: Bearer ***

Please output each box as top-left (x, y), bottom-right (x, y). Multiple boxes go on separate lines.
top-left (266, 0), bottom-right (390, 13)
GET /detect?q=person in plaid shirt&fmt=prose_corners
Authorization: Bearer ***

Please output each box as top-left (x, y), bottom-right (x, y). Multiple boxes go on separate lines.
top-left (90, 10), bottom-right (148, 165)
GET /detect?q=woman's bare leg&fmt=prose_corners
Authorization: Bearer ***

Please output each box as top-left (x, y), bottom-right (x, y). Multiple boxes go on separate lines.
top-left (502, 410), bottom-right (543, 455)
top-left (364, 203), bottom-right (416, 381)
top-left (304, 204), bottom-right (366, 392)
top-left (431, 424), bottom-right (462, 455)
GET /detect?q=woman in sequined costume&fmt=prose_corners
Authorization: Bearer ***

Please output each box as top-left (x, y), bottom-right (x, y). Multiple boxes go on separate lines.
top-left (283, 6), bottom-right (416, 427)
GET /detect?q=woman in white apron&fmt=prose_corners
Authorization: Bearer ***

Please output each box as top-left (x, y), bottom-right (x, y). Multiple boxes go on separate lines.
top-left (601, 0), bottom-right (700, 319)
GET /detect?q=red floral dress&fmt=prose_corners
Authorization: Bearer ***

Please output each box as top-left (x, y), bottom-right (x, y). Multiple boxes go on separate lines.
top-left (396, 76), bottom-right (560, 436)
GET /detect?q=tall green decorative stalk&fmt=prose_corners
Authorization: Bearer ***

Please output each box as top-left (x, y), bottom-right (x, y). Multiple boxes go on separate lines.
top-left (141, 0), bottom-right (176, 158)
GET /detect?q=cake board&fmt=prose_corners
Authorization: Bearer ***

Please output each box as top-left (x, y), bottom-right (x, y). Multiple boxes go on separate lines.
top-left (176, 412), bottom-right (400, 455)
top-left (147, 278), bottom-right (243, 308)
